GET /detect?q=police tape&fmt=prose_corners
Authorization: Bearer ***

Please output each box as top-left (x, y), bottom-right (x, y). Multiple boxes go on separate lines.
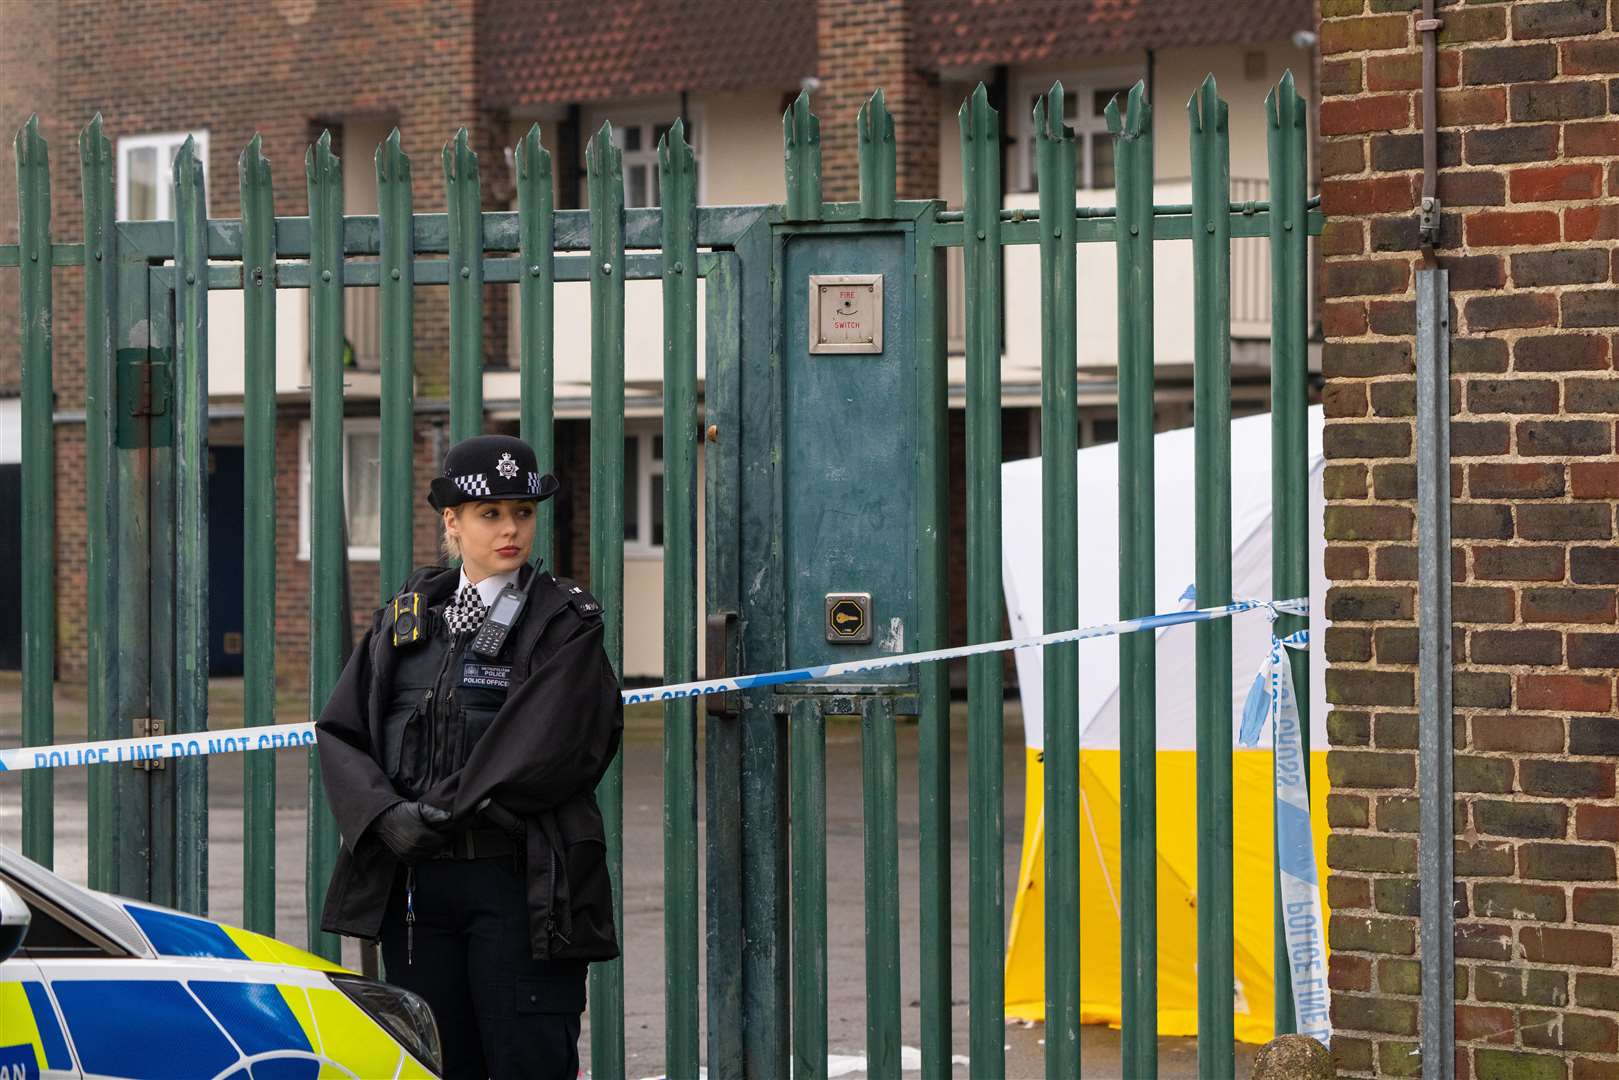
top-left (1240, 627), bottom-right (1332, 1046)
top-left (0, 596), bottom-right (1307, 773)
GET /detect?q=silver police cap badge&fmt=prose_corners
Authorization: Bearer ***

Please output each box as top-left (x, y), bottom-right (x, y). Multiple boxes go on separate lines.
top-left (495, 452), bottom-right (520, 480)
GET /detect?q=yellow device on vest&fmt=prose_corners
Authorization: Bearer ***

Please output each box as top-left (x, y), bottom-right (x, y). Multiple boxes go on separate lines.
top-left (392, 592), bottom-right (424, 647)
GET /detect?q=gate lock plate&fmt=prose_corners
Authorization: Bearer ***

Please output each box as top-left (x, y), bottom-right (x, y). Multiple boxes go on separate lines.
top-left (825, 592), bottom-right (872, 644)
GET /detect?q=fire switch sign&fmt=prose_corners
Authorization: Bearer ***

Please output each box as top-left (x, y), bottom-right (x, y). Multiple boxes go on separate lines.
top-left (808, 274), bottom-right (884, 354)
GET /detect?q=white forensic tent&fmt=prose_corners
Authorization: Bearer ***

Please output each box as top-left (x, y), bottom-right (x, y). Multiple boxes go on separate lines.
top-left (1000, 406), bottom-right (1329, 1044)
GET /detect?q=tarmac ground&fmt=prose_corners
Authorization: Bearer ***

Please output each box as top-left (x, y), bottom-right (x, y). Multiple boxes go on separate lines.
top-left (1, 673), bottom-right (1257, 1079)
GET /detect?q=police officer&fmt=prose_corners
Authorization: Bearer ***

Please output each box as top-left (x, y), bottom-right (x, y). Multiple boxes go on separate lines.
top-left (316, 434), bottom-right (622, 1080)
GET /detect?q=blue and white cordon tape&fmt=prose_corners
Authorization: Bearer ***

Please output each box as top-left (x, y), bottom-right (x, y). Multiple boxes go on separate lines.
top-left (1, 595), bottom-right (1306, 776)
top-left (1241, 623), bottom-right (1331, 1046)
top-left (3, 592), bottom-right (1330, 1041)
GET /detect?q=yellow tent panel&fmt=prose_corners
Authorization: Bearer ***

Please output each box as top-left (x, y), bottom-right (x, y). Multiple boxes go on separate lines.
top-left (1005, 747), bottom-right (1332, 1044)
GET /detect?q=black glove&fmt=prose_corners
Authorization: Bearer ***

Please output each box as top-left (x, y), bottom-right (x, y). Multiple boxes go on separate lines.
top-left (373, 801), bottom-right (452, 863)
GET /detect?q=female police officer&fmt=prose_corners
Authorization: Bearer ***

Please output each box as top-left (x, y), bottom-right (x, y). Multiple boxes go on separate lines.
top-left (315, 434), bottom-right (622, 1080)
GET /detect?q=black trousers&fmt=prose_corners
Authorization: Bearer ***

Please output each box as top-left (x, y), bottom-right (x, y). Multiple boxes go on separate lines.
top-left (380, 857), bottom-right (587, 1080)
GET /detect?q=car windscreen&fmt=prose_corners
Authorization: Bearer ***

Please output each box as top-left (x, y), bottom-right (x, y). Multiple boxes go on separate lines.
top-left (0, 846), bottom-right (148, 957)
top-left (2, 876), bottom-right (130, 959)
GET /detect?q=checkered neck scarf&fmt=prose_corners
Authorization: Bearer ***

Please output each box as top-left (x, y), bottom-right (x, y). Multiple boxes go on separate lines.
top-left (443, 584), bottom-right (487, 635)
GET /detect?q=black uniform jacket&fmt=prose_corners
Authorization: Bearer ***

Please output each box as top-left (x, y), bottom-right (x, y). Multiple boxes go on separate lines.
top-left (316, 564), bottom-right (623, 961)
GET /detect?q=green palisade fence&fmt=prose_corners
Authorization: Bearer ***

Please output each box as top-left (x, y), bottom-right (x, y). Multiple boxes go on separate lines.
top-left (1191, 73), bottom-right (1237, 1080)
top-left (15, 116), bottom-right (54, 871)
top-left (377, 128), bottom-right (418, 599)
top-left (658, 117), bottom-right (703, 1080)
top-left (1035, 81), bottom-right (1082, 1080)
top-left (1268, 71), bottom-right (1314, 1037)
top-left (444, 128), bottom-right (485, 443)
top-left (172, 135), bottom-right (211, 918)
top-left (240, 133), bottom-right (278, 937)
top-left (586, 120), bottom-right (628, 1080)
top-left (959, 80), bottom-right (1007, 1080)
top-left (1104, 80), bottom-right (1161, 1080)
top-left (514, 123), bottom-right (555, 569)
top-left (305, 131), bottom-right (345, 961)
top-left (80, 115), bottom-right (120, 895)
top-left (4, 73), bottom-right (1320, 1079)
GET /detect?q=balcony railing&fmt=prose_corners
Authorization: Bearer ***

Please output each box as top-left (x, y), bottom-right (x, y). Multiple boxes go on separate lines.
top-left (946, 177), bottom-right (1277, 361)
top-left (1229, 177), bottom-right (1272, 333)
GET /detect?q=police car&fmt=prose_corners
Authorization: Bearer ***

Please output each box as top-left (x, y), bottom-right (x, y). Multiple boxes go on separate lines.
top-left (0, 846), bottom-right (441, 1079)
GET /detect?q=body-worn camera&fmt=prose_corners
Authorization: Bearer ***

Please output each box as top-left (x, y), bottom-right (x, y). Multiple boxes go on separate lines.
top-left (392, 593), bottom-right (424, 647)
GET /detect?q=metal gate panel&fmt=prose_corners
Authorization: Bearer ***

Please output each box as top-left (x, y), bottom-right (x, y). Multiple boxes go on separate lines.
top-left (4, 72), bottom-right (1322, 1080)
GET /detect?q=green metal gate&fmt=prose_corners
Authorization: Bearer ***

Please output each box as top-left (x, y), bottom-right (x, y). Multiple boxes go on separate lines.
top-left (5, 72), bottom-right (1320, 1079)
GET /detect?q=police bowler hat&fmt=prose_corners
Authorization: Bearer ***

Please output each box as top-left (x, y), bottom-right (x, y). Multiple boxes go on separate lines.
top-left (428, 434), bottom-right (560, 510)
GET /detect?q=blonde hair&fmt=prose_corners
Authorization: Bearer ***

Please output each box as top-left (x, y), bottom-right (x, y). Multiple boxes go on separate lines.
top-left (440, 506), bottom-right (463, 563)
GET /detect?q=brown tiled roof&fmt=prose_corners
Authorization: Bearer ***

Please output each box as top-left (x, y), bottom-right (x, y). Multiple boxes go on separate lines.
top-left (479, 1), bottom-right (817, 108)
top-left (479, 1), bottom-right (1316, 107)
top-left (914, 0), bottom-right (1319, 69)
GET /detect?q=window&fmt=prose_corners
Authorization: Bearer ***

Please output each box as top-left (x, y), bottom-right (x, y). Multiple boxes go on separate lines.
top-left (1081, 413), bottom-right (1119, 447)
top-left (623, 429), bottom-right (664, 554)
top-left (1014, 76), bottom-right (1136, 192)
top-left (298, 419), bottom-right (382, 561)
top-left (3, 877), bottom-right (124, 959)
top-left (583, 117), bottom-right (700, 208)
top-left (117, 131), bottom-right (209, 220)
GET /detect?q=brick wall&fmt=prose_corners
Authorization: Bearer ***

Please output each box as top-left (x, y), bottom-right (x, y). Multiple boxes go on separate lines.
top-left (1319, 1), bottom-right (1618, 1076)
top-left (0, 0), bottom-right (56, 396)
top-left (0, 0), bottom-right (500, 683)
top-left (815, 0), bottom-right (941, 202)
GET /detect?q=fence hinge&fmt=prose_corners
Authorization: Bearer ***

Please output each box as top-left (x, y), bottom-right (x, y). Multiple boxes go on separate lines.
top-left (132, 358), bottom-right (170, 418)
top-left (133, 717), bottom-right (165, 770)
top-left (116, 351), bottom-right (173, 449)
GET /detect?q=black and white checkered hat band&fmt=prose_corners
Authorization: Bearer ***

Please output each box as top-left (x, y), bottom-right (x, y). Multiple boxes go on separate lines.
top-left (453, 473), bottom-right (492, 497)
top-left (444, 472), bottom-right (547, 498)
top-left (429, 456), bottom-right (555, 508)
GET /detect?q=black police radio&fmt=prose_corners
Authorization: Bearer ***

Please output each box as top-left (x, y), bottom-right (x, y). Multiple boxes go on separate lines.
top-left (470, 574), bottom-right (536, 658)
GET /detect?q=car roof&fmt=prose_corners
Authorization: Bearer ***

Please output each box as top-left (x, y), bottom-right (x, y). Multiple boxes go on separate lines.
top-left (0, 844), bottom-right (153, 958)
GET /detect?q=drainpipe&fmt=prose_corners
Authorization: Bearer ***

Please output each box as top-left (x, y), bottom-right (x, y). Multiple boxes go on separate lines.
top-left (1416, 0), bottom-right (1442, 247)
top-left (1413, 0), bottom-right (1455, 1073)
top-left (1415, 268), bottom-right (1454, 1078)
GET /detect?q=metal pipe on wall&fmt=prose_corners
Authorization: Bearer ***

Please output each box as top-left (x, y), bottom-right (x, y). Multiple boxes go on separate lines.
top-left (1415, 268), bottom-right (1455, 1076)
top-left (1416, 0), bottom-right (1442, 247)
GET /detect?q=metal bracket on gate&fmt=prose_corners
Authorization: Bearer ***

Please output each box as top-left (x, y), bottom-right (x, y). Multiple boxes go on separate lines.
top-left (116, 348), bottom-right (172, 449)
top-left (704, 610), bottom-right (740, 718)
top-left (133, 717), bottom-right (165, 770)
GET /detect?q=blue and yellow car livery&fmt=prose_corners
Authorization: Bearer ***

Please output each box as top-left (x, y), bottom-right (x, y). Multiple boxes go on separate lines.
top-left (0, 847), bottom-right (440, 1079)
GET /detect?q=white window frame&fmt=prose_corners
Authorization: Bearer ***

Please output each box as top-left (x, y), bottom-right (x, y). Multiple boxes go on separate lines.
top-left (1012, 71), bottom-right (1139, 193)
top-left (297, 417), bottom-right (383, 562)
top-left (580, 107), bottom-right (705, 208)
top-left (624, 425), bottom-right (664, 558)
top-left (116, 130), bottom-right (210, 221)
